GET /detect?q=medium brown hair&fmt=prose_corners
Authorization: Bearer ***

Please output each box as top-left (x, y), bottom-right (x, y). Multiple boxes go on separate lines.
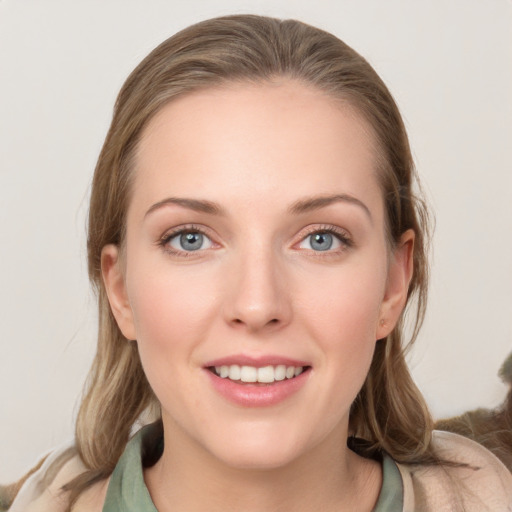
top-left (23, 14), bottom-right (437, 509)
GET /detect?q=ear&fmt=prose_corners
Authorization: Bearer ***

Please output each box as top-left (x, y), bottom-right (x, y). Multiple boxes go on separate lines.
top-left (376, 229), bottom-right (415, 340)
top-left (101, 244), bottom-right (137, 341)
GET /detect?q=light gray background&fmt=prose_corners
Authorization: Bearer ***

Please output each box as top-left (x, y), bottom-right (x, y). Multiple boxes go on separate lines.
top-left (1, 0), bottom-right (511, 482)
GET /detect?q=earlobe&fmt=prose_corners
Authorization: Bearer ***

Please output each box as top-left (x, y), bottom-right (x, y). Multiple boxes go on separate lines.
top-left (376, 230), bottom-right (415, 340)
top-left (101, 244), bottom-right (137, 341)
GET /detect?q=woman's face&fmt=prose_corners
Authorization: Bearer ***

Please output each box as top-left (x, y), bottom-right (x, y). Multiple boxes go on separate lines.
top-left (103, 80), bottom-right (412, 470)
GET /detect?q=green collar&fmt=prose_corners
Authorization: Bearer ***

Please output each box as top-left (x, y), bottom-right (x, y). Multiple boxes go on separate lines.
top-left (103, 424), bottom-right (403, 511)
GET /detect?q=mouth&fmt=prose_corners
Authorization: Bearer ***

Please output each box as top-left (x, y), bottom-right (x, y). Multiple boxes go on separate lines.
top-left (204, 358), bottom-right (311, 406)
top-left (208, 364), bottom-right (311, 384)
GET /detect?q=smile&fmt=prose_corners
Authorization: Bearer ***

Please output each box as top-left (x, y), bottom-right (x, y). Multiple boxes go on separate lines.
top-left (211, 364), bottom-right (305, 383)
top-left (205, 358), bottom-right (311, 407)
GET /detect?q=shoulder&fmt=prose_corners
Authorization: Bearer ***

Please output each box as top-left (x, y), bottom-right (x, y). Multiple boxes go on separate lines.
top-left (397, 430), bottom-right (512, 512)
top-left (9, 443), bottom-right (109, 512)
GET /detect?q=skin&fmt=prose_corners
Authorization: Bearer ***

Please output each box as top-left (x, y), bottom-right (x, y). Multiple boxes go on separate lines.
top-left (102, 80), bottom-right (414, 512)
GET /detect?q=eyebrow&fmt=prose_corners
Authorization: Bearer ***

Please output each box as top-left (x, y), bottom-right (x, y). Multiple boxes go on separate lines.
top-left (288, 194), bottom-right (372, 221)
top-left (145, 197), bottom-right (226, 218)
top-left (145, 193), bottom-right (372, 221)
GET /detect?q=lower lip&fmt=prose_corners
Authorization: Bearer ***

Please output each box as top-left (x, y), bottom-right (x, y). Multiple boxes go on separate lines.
top-left (205, 368), bottom-right (310, 407)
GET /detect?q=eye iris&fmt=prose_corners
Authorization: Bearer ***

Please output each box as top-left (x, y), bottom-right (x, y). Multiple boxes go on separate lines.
top-left (180, 232), bottom-right (203, 251)
top-left (310, 232), bottom-right (333, 251)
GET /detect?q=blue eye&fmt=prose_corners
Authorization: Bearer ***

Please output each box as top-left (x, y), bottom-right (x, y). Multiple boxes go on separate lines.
top-left (168, 231), bottom-right (213, 252)
top-left (309, 232), bottom-right (334, 251)
top-left (298, 230), bottom-right (348, 252)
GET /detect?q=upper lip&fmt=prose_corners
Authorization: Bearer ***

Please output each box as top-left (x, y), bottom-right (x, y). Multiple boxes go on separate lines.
top-left (204, 354), bottom-right (310, 368)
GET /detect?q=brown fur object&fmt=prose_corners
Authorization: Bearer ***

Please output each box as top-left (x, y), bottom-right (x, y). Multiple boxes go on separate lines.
top-left (435, 352), bottom-right (512, 472)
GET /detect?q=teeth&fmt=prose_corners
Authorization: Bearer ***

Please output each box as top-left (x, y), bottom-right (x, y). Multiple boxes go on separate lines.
top-left (240, 366), bottom-right (257, 383)
top-left (229, 364), bottom-right (241, 380)
top-left (213, 364), bottom-right (305, 383)
top-left (274, 365), bottom-right (286, 381)
top-left (257, 366), bottom-right (274, 383)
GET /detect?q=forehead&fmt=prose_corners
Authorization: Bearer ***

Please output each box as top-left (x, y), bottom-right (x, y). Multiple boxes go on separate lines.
top-left (131, 80), bottom-right (382, 219)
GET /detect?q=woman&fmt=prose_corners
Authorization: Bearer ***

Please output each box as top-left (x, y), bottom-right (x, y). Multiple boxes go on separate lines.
top-left (6, 14), bottom-right (512, 512)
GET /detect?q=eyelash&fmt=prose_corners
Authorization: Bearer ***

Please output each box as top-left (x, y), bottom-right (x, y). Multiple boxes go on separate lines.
top-left (157, 223), bottom-right (353, 258)
top-left (158, 224), bottom-right (213, 257)
top-left (299, 225), bottom-right (353, 254)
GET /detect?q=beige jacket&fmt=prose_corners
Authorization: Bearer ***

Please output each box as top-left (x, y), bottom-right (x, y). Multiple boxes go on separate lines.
top-left (8, 431), bottom-right (512, 511)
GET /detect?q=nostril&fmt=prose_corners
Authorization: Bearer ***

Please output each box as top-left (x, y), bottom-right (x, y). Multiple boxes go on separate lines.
top-left (231, 317), bottom-right (280, 328)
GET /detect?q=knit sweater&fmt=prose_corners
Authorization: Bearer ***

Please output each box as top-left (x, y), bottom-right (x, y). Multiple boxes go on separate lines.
top-left (7, 430), bottom-right (512, 511)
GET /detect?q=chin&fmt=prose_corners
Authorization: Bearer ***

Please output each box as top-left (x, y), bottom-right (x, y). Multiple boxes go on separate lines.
top-left (202, 423), bottom-right (316, 471)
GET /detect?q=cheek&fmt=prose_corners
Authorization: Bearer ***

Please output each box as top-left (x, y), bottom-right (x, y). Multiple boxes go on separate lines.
top-left (124, 261), bottom-right (222, 396)
top-left (125, 270), bottom-right (219, 433)
top-left (309, 294), bottom-right (380, 383)
top-left (296, 259), bottom-right (387, 405)
top-left (299, 258), bottom-right (387, 344)
top-left (127, 259), bottom-right (220, 340)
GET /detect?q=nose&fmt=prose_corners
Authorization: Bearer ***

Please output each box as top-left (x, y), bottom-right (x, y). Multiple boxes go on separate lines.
top-left (223, 245), bottom-right (292, 333)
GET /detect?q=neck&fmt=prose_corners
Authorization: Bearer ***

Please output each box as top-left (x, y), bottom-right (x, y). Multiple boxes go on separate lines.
top-left (144, 421), bottom-right (382, 512)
